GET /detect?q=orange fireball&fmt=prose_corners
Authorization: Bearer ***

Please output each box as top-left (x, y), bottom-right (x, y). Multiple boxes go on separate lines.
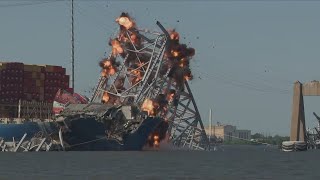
top-left (103, 60), bottom-right (111, 68)
top-left (109, 67), bottom-right (116, 75)
top-left (141, 98), bottom-right (155, 116)
top-left (116, 16), bottom-right (134, 30)
top-left (153, 135), bottom-right (160, 147)
top-left (102, 92), bottom-right (110, 103)
top-left (111, 39), bottom-right (123, 56)
top-left (171, 50), bottom-right (179, 57)
top-left (169, 30), bottom-right (179, 41)
top-left (184, 75), bottom-right (192, 81)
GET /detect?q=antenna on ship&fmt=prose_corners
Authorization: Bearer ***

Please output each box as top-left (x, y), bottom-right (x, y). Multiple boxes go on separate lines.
top-left (71, 0), bottom-right (75, 92)
top-left (209, 108), bottom-right (212, 142)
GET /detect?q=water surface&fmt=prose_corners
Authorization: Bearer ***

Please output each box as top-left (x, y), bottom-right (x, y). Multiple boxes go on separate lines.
top-left (0, 145), bottom-right (319, 180)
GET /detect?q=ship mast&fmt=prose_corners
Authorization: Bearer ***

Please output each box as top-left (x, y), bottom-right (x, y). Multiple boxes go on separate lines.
top-left (209, 108), bottom-right (212, 142)
top-left (71, 0), bottom-right (75, 92)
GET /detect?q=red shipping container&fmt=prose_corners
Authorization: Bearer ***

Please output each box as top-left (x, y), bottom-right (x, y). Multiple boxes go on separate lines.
top-left (1, 85), bottom-right (23, 92)
top-left (63, 75), bottom-right (70, 83)
top-left (44, 83), bottom-right (62, 88)
top-left (61, 68), bottom-right (66, 74)
top-left (2, 77), bottom-right (23, 83)
top-left (3, 69), bottom-right (22, 75)
top-left (52, 66), bottom-right (63, 73)
top-left (45, 72), bottom-right (63, 80)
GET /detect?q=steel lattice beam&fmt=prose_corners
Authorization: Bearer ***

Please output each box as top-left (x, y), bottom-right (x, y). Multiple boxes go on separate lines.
top-left (90, 21), bottom-right (210, 150)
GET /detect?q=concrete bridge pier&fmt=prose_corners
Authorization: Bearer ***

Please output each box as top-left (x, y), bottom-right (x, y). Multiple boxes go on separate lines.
top-left (290, 80), bottom-right (320, 142)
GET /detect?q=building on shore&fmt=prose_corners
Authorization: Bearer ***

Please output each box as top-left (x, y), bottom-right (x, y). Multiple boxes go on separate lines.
top-left (205, 123), bottom-right (251, 141)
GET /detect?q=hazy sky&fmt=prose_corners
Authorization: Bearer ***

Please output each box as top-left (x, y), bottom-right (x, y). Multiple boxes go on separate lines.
top-left (1, 0), bottom-right (320, 136)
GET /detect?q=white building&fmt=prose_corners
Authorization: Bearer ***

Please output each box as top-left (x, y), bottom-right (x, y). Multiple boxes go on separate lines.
top-left (205, 124), bottom-right (251, 141)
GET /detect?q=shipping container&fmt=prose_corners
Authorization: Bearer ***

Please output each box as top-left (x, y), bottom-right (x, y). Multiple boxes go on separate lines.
top-left (1, 70), bottom-right (24, 78)
top-left (44, 65), bottom-right (54, 72)
top-left (23, 64), bottom-right (34, 72)
top-left (2, 62), bottom-right (24, 70)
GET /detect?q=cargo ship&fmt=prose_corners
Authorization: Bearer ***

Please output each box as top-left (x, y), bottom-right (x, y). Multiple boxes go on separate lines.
top-left (0, 62), bottom-right (166, 151)
top-left (0, 103), bottom-right (167, 151)
top-left (0, 10), bottom-right (174, 151)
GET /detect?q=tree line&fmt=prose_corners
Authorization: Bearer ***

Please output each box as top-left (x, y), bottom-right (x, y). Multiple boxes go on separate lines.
top-left (223, 133), bottom-right (290, 145)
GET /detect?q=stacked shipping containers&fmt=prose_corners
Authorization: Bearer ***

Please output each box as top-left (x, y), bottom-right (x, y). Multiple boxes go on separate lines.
top-left (0, 62), bottom-right (24, 117)
top-left (0, 62), bottom-right (71, 118)
top-left (0, 62), bottom-right (24, 104)
top-left (0, 62), bottom-right (70, 104)
top-left (23, 64), bottom-right (43, 102)
top-left (43, 65), bottom-right (70, 103)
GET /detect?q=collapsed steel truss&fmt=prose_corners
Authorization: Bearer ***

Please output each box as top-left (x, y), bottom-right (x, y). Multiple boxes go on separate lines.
top-left (0, 132), bottom-right (59, 152)
top-left (306, 112), bottom-right (320, 149)
top-left (91, 21), bottom-right (210, 150)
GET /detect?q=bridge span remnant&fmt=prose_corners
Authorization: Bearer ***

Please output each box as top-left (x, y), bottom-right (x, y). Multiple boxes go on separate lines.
top-left (290, 80), bottom-right (320, 141)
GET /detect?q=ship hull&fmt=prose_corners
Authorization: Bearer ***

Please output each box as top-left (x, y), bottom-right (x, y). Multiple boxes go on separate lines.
top-left (0, 122), bottom-right (57, 141)
top-left (0, 117), bottom-right (162, 151)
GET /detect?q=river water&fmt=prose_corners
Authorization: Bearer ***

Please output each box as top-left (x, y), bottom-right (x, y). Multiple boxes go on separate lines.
top-left (0, 145), bottom-right (319, 180)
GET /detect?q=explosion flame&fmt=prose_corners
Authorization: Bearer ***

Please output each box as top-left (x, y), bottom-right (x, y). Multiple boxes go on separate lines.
top-left (141, 98), bottom-right (155, 116)
top-left (165, 29), bottom-right (195, 85)
top-left (102, 92), bottom-right (110, 103)
top-left (116, 13), bottom-right (135, 30)
top-left (110, 39), bottom-right (124, 56)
